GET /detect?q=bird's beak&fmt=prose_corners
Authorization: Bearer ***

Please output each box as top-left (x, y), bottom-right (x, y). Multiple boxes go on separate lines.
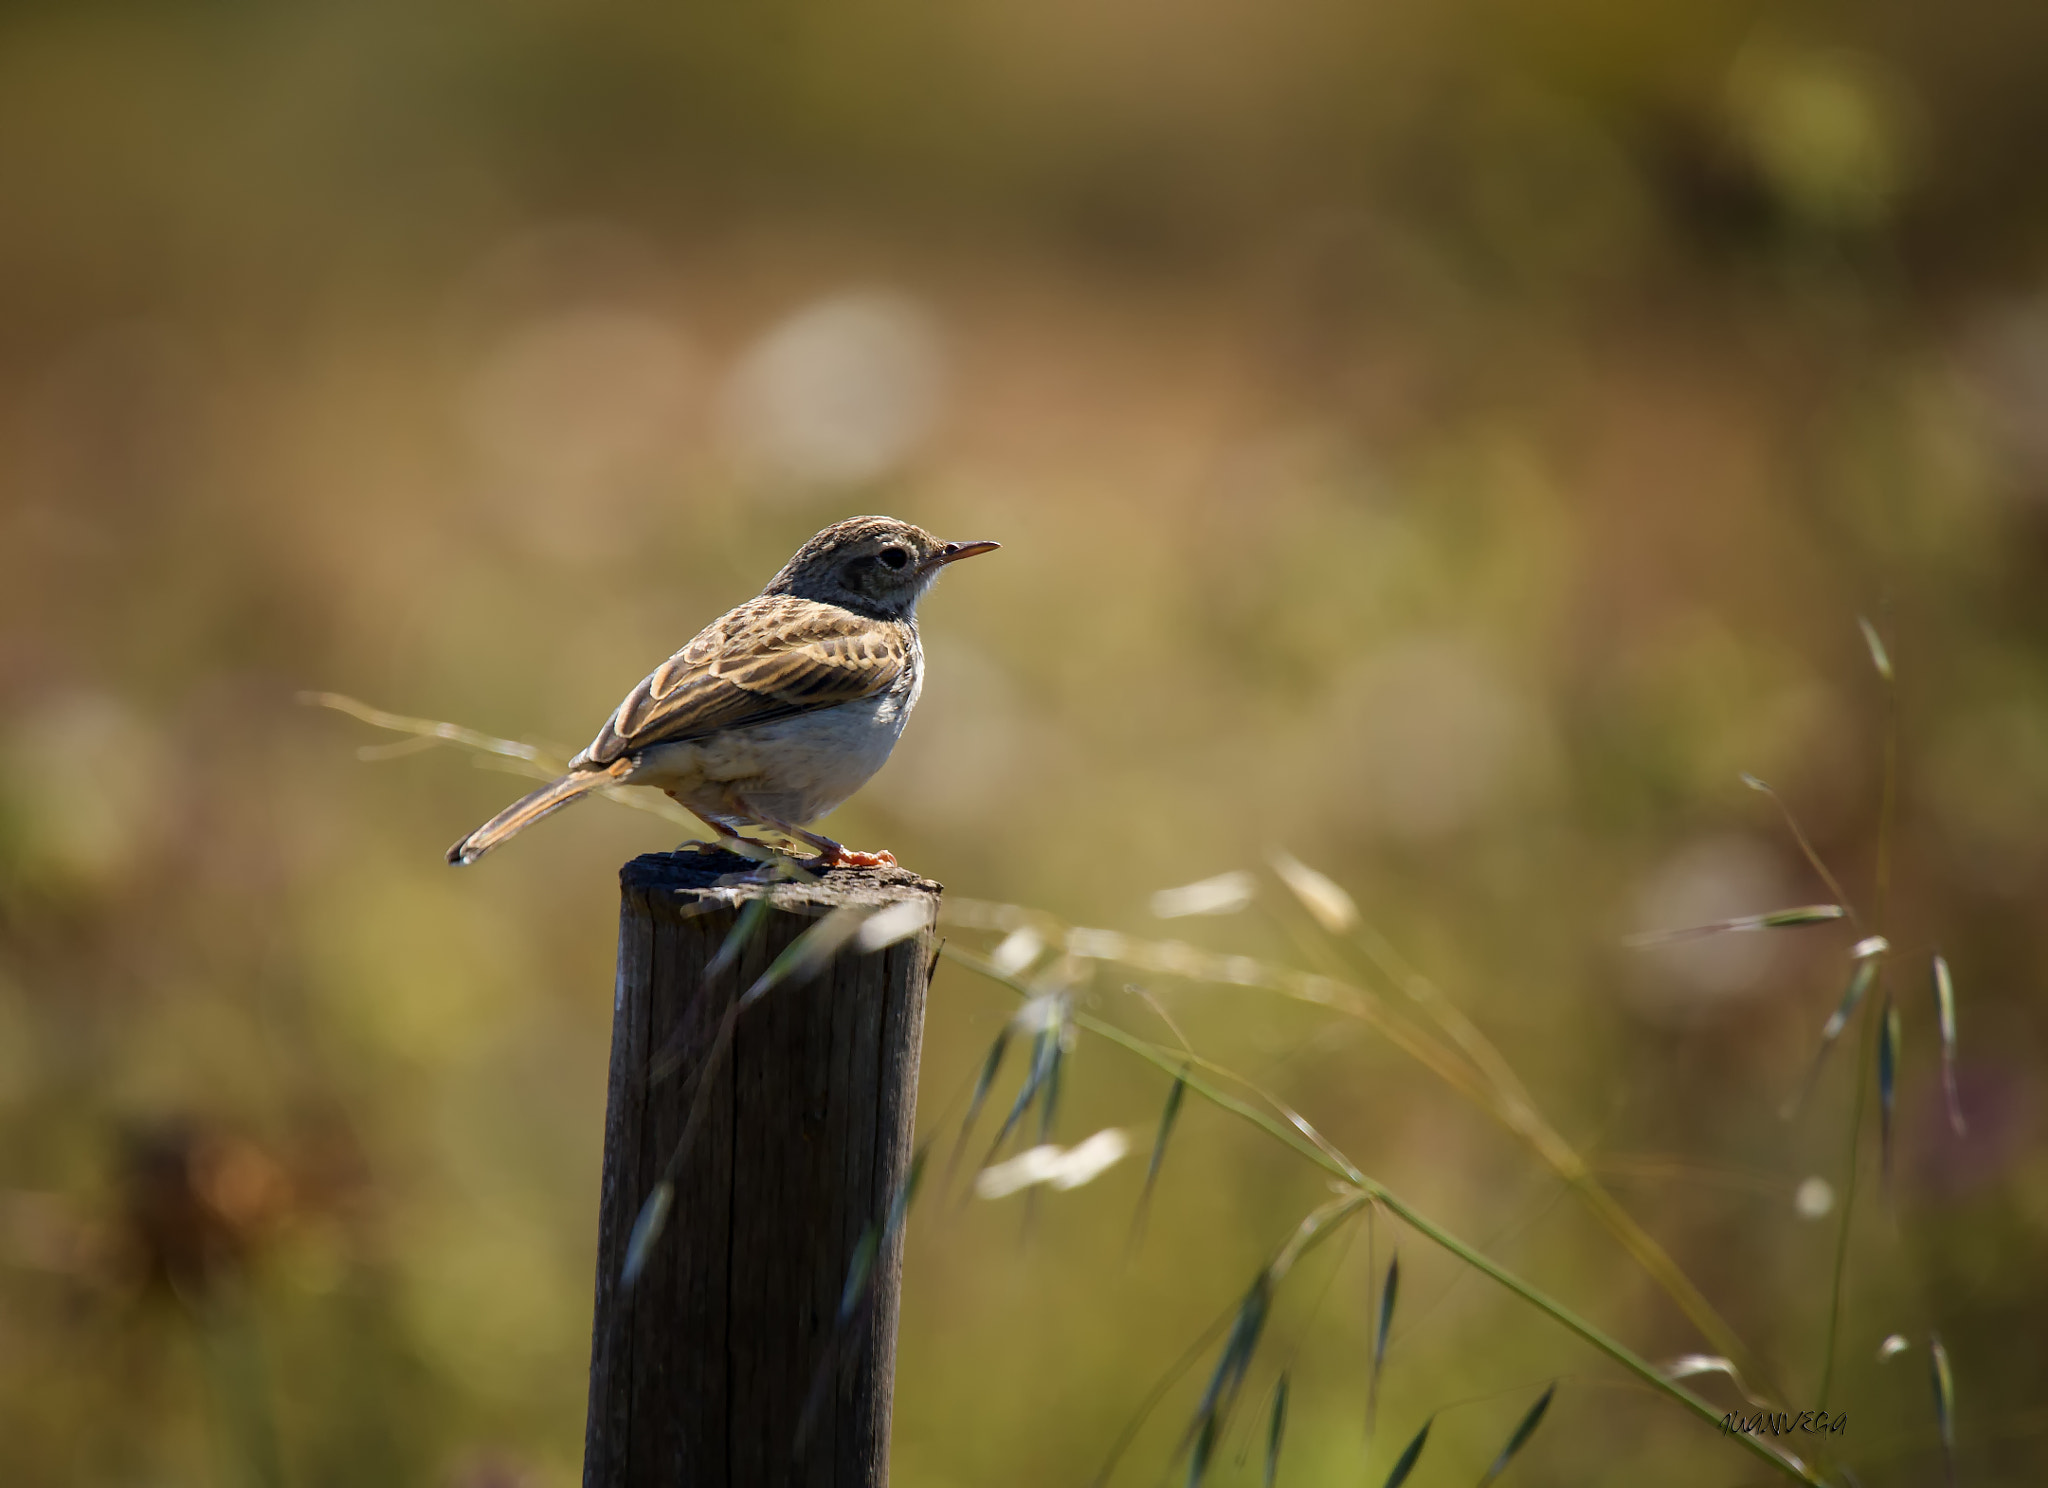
top-left (923, 539), bottom-right (1000, 573)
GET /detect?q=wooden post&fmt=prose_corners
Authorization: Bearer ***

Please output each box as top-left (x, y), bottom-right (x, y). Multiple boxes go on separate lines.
top-left (584, 848), bottom-right (941, 1488)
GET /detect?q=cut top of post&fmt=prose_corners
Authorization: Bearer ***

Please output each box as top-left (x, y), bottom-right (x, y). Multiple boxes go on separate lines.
top-left (621, 848), bottom-right (943, 917)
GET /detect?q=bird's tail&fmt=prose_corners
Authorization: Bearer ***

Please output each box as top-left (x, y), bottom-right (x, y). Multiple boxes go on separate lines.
top-left (446, 759), bottom-right (631, 865)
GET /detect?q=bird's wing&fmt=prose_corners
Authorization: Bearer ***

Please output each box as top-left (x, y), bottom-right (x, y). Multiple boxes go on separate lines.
top-left (572, 596), bottom-right (909, 768)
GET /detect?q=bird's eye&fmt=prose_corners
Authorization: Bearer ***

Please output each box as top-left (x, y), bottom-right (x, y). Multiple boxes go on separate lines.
top-left (878, 547), bottom-right (910, 571)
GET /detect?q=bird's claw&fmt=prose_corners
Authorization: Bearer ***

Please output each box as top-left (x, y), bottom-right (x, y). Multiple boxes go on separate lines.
top-left (814, 847), bottom-right (897, 870)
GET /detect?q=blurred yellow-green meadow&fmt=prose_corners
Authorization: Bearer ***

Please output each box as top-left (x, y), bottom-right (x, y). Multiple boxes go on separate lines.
top-left (4, 3), bottom-right (2048, 1483)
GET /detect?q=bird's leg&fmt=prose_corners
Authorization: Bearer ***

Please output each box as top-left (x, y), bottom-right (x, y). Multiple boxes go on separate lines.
top-left (742, 807), bottom-right (897, 870)
top-left (667, 797), bottom-right (770, 861)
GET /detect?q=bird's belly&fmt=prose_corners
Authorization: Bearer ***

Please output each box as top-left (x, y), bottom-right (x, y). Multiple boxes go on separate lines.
top-left (629, 688), bottom-right (912, 826)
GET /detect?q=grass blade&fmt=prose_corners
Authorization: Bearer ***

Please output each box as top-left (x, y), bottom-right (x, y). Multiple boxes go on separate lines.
top-left (976, 1128), bottom-right (1130, 1199)
top-left (1147, 1069), bottom-right (1188, 1193)
top-left (1264, 1372), bottom-right (1289, 1488)
top-left (1037, 1023), bottom-right (1066, 1145)
top-left (299, 690), bottom-right (548, 764)
top-left (1825, 938), bottom-right (1889, 1043)
top-left (1382, 1417), bottom-right (1432, 1488)
top-left (1205, 1273), bottom-right (1272, 1422)
top-left (1185, 1412), bottom-right (1220, 1488)
top-left (1089, 1293), bottom-right (1248, 1488)
top-left (988, 1025), bottom-right (1053, 1158)
top-left (1660, 1354), bottom-right (1774, 1409)
top-left (740, 904), bottom-right (870, 1009)
top-left (1932, 954), bottom-right (1966, 1135)
top-left (1741, 774), bottom-right (1860, 926)
top-left (1858, 616), bottom-right (1894, 682)
top-left (1625, 904), bottom-right (1846, 946)
top-left (838, 1227), bottom-right (881, 1326)
top-left (353, 733), bottom-right (442, 761)
top-left (1478, 1384), bottom-right (1555, 1486)
top-left (840, 1145), bottom-right (930, 1323)
top-left (1167, 1183), bottom-right (1364, 1472)
top-left (1368, 1249), bottom-right (1399, 1439)
top-left (621, 1180), bottom-right (674, 1289)
top-left (645, 903), bottom-right (769, 1079)
top-left (304, 691), bottom-right (712, 831)
top-left (1269, 850), bottom-right (1359, 935)
top-left (962, 1026), bottom-right (1012, 1137)
top-left (989, 925), bottom-right (1045, 977)
top-left (854, 895), bottom-right (934, 952)
top-left (1878, 996), bottom-right (1901, 1190)
top-left (703, 895), bottom-right (772, 983)
top-left (1785, 938), bottom-right (1887, 1119)
top-left (987, 998), bottom-right (1068, 1160)
top-left (1183, 1272), bottom-right (1273, 1483)
top-left (1152, 871), bottom-right (1256, 919)
top-left (1130, 1068), bottom-right (1189, 1254)
top-left (944, 1024), bottom-right (1013, 1196)
top-left (889, 1144), bottom-right (931, 1234)
top-left (1929, 1332), bottom-right (1956, 1488)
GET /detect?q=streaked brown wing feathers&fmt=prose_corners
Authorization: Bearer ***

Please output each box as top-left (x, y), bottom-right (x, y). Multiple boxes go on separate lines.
top-left (574, 598), bottom-right (907, 767)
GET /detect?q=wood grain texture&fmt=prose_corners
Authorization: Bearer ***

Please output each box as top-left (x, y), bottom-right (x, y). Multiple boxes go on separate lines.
top-left (584, 848), bottom-right (940, 1488)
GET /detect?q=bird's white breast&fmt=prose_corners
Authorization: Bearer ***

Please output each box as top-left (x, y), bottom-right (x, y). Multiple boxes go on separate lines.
top-left (628, 638), bottom-right (923, 826)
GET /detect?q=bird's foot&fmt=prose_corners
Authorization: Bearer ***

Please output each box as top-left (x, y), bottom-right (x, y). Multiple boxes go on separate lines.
top-left (810, 846), bottom-right (898, 870)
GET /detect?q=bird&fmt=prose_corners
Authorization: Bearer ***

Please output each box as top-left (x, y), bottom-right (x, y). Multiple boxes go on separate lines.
top-left (446, 516), bottom-right (999, 870)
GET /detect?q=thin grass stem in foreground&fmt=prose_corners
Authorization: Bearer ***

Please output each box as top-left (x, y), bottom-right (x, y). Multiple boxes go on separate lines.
top-left (1817, 616), bottom-right (1900, 1413)
top-left (943, 947), bottom-right (1817, 1484)
top-left (950, 896), bottom-right (1774, 1398)
top-left (1262, 1372), bottom-right (1288, 1488)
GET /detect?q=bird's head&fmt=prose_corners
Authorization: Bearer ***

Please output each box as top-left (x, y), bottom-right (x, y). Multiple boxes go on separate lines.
top-left (764, 515), bottom-right (999, 619)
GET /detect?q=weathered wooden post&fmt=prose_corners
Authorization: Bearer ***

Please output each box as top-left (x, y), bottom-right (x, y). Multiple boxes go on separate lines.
top-left (584, 848), bottom-right (941, 1487)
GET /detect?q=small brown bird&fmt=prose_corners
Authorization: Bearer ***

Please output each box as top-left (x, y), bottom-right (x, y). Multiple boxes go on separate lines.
top-left (448, 516), bottom-right (998, 869)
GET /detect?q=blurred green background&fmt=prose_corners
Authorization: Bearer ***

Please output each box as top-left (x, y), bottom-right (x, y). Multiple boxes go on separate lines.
top-left (4, 1), bottom-right (2047, 1483)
